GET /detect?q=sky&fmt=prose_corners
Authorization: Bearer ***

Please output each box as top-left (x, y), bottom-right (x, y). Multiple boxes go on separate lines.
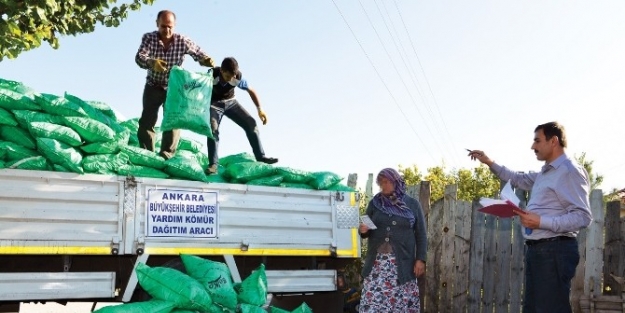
top-left (2, 0), bottom-right (625, 197)
top-left (3, 1), bottom-right (625, 311)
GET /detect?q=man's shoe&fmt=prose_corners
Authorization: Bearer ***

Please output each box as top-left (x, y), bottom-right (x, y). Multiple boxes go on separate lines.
top-left (159, 151), bottom-right (172, 160)
top-left (205, 164), bottom-right (218, 175)
top-left (257, 156), bottom-right (278, 164)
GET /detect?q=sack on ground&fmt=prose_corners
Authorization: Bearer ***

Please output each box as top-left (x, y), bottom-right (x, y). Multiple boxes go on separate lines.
top-left (181, 254), bottom-right (238, 310)
top-left (135, 262), bottom-right (213, 311)
top-left (237, 264), bottom-right (268, 306)
top-left (92, 299), bottom-right (176, 313)
top-left (161, 66), bottom-right (214, 137)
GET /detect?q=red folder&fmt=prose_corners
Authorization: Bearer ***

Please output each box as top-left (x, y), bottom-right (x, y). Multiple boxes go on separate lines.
top-left (478, 200), bottom-right (526, 218)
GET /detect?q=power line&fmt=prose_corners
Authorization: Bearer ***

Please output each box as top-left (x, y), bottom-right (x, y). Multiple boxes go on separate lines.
top-left (372, 0), bottom-right (461, 164)
top-left (330, 0), bottom-right (437, 163)
top-left (356, 0), bottom-right (449, 159)
top-left (392, 0), bottom-right (464, 160)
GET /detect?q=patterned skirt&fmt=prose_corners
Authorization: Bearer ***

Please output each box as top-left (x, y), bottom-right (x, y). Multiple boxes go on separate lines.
top-left (359, 253), bottom-right (420, 313)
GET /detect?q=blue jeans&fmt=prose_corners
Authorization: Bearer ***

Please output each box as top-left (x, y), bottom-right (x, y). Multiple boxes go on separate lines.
top-left (206, 98), bottom-right (265, 166)
top-left (523, 238), bottom-right (579, 313)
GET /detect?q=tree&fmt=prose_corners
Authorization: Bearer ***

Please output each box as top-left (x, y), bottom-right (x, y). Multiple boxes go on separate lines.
top-left (0, 0), bottom-right (156, 61)
top-left (398, 163), bottom-right (500, 202)
top-left (574, 152), bottom-right (603, 190)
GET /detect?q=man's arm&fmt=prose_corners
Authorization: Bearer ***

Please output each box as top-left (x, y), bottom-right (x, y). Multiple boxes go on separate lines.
top-left (183, 37), bottom-right (212, 65)
top-left (135, 33), bottom-right (153, 69)
top-left (539, 168), bottom-right (593, 233)
top-left (468, 150), bottom-right (537, 190)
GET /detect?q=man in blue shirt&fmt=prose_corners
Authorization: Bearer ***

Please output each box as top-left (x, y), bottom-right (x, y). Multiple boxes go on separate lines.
top-left (468, 121), bottom-right (593, 313)
top-left (205, 57), bottom-right (278, 174)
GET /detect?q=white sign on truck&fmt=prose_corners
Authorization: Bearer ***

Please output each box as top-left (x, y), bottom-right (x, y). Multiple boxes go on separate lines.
top-left (146, 188), bottom-right (219, 238)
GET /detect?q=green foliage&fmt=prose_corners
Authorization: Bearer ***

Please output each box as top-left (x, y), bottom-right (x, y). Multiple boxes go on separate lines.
top-left (574, 152), bottom-right (603, 191)
top-left (0, 0), bottom-right (156, 61)
top-left (399, 163), bottom-right (500, 202)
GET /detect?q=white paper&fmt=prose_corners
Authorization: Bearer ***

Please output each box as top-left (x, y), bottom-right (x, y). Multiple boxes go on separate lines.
top-left (360, 215), bottom-right (377, 230)
top-left (500, 180), bottom-right (521, 207)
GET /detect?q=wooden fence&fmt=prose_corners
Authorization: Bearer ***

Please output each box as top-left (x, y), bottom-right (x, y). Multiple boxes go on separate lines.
top-left (359, 175), bottom-right (625, 313)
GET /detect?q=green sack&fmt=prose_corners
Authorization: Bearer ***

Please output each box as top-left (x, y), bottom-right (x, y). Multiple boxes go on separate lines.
top-left (53, 164), bottom-right (71, 172)
top-left (163, 155), bottom-right (208, 182)
top-left (247, 175), bottom-right (283, 187)
top-left (161, 66), bottom-right (213, 137)
top-left (35, 93), bottom-right (88, 117)
top-left (120, 118), bottom-right (140, 133)
top-left (0, 125), bottom-right (37, 149)
top-left (117, 164), bottom-right (170, 179)
top-left (308, 171), bottom-right (342, 190)
top-left (0, 79), bottom-right (40, 100)
top-left (270, 303), bottom-right (313, 313)
top-left (36, 138), bottom-right (84, 174)
top-left (239, 303), bottom-right (267, 313)
top-left (225, 162), bottom-right (275, 183)
top-left (87, 100), bottom-right (121, 122)
top-left (12, 110), bottom-right (67, 129)
top-left (275, 167), bottom-right (313, 184)
top-left (219, 152), bottom-right (256, 167)
top-left (64, 93), bottom-right (126, 133)
top-left (63, 116), bottom-right (116, 143)
top-left (6, 156), bottom-right (49, 171)
top-left (0, 141), bottom-right (39, 161)
top-left (181, 255), bottom-right (238, 310)
top-left (237, 264), bottom-right (268, 306)
top-left (28, 121), bottom-right (83, 147)
top-left (279, 182), bottom-right (314, 190)
top-left (176, 150), bottom-right (209, 169)
top-left (178, 137), bottom-right (204, 153)
top-left (0, 107), bottom-right (18, 126)
top-left (269, 306), bottom-right (290, 313)
top-left (82, 153), bottom-right (129, 174)
top-left (92, 299), bottom-right (176, 313)
top-left (0, 88), bottom-right (40, 111)
top-left (121, 145), bottom-right (166, 169)
top-left (326, 183), bottom-right (355, 191)
top-left (0, 160), bottom-right (5, 169)
top-left (135, 263), bottom-right (213, 311)
top-left (81, 129), bottom-right (130, 154)
top-left (170, 309), bottom-right (201, 313)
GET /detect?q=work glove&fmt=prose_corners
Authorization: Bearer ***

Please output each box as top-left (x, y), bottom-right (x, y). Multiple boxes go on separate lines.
top-left (199, 56), bottom-right (215, 67)
top-left (150, 59), bottom-right (167, 73)
top-left (257, 108), bottom-right (268, 125)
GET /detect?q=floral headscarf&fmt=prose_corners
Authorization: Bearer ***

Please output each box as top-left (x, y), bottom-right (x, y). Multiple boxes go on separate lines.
top-left (371, 168), bottom-right (415, 227)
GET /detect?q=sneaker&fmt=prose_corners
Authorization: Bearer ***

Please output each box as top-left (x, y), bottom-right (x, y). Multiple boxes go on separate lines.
top-left (205, 164), bottom-right (218, 175)
top-left (257, 156), bottom-right (278, 164)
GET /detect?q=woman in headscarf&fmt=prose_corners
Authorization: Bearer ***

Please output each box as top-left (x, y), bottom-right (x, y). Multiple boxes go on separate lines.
top-left (358, 168), bottom-right (427, 313)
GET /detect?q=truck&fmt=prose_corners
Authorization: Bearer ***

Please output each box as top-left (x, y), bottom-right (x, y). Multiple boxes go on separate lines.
top-left (0, 168), bottom-right (362, 312)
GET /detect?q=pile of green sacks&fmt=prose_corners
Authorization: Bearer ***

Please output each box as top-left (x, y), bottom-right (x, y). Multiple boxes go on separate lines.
top-left (0, 77), bottom-right (353, 191)
top-left (94, 254), bottom-right (313, 313)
